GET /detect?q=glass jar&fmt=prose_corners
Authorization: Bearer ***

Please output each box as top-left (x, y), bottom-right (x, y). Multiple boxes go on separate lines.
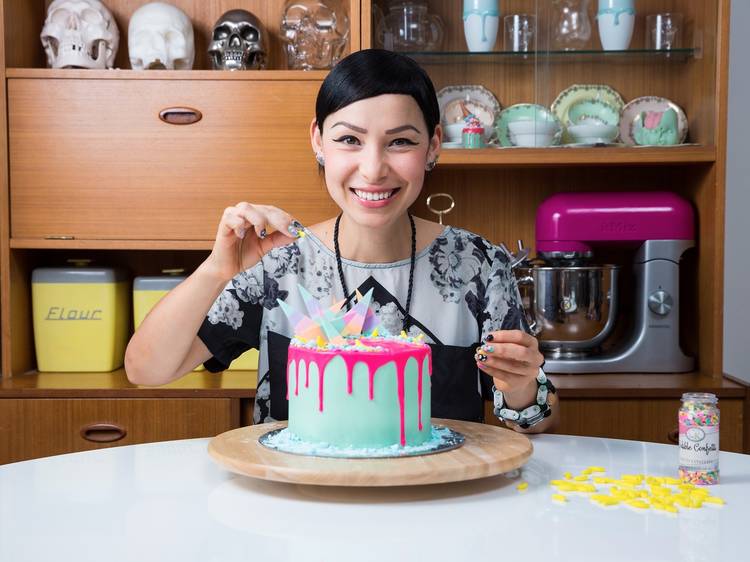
top-left (375, 0), bottom-right (444, 52)
top-left (678, 393), bottom-right (720, 485)
top-left (551, 0), bottom-right (592, 50)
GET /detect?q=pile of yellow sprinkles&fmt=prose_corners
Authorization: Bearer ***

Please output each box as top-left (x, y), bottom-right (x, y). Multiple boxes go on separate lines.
top-left (547, 466), bottom-right (726, 514)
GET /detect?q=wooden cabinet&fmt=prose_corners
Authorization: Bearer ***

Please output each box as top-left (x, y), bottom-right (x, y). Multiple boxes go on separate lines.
top-left (0, 0), bottom-right (745, 460)
top-left (0, 397), bottom-right (239, 464)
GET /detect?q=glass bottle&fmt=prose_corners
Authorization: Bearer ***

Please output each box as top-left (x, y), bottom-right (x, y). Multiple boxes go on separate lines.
top-left (678, 393), bottom-right (720, 485)
top-left (551, 0), bottom-right (592, 50)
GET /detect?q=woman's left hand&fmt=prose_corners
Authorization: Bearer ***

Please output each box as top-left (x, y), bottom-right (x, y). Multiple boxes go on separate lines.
top-left (475, 330), bottom-right (544, 404)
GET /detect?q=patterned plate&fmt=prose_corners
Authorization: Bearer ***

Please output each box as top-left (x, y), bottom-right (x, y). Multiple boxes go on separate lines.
top-left (437, 84), bottom-right (502, 142)
top-left (551, 84), bottom-right (625, 143)
top-left (620, 96), bottom-right (688, 146)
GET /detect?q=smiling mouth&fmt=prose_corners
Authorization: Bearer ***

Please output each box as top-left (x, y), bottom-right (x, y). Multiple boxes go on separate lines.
top-left (350, 188), bottom-right (401, 201)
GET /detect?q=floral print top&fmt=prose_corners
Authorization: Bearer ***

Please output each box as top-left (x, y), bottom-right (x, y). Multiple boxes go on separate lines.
top-left (198, 226), bottom-right (530, 424)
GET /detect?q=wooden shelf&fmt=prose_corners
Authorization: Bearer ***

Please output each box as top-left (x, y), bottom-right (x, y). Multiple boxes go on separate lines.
top-left (550, 373), bottom-right (746, 399)
top-left (437, 146), bottom-right (717, 168)
top-left (0, 369), bottom-right (257, 398)
top-left (5, 68), bottom-right (330, 81)
top-left (10, 239), bottom-right (213, 250)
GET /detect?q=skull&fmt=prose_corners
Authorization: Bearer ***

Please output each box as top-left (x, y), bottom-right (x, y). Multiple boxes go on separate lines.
top-left (128, 2), bottom-right (194, 70)
top-left (40, 0), bottom-right (119, 69)
top-left (208, 10), bottom-right (267, 71)
top-left (281, 1), bottom-right (349, 70)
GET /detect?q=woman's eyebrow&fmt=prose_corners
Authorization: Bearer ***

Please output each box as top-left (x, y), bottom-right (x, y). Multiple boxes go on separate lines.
top-left (331, 122), bottom-right (421, 135)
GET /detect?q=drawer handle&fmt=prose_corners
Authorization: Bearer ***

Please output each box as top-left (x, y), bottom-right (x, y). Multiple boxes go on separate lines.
top-left (667, 427), bottom-right (679, 444)
top-left (159, 107), bottom-right (202, 125)
top-left (80, 423), bottom-right (127, 443)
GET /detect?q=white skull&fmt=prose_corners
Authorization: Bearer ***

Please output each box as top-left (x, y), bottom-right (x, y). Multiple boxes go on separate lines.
top-left (128, 2), bottom-right (194, 70)
top-left (40, 0), bottom-right (119, 69)
top-left (208, 10), bottom-right (267, 71)
top-left (281, 1), bottom-right (349, 70)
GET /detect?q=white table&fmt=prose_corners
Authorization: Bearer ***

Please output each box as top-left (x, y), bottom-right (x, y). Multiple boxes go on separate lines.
top-left (1, 433), bottom-right (747, 562)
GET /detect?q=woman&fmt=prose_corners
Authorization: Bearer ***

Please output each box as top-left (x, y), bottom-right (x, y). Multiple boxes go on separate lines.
top-left (125, 49), bottom-right (558, 433)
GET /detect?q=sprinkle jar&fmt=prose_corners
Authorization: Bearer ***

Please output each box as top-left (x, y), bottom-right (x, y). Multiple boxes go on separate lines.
top-left (678, 392), bottom-right (719, 485)
top-left (462, 114), bottom-right (485, 148)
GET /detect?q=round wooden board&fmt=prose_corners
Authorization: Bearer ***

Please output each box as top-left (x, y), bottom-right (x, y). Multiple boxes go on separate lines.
top-left (208, 418), bottom-right (533, 487)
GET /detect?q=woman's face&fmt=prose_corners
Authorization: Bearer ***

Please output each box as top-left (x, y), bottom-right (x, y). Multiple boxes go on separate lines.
top-left (310, 94), bottom-right (441, 229)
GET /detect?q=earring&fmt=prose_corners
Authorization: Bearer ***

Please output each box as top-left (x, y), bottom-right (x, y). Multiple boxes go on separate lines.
top-left (425, 157), bottom-right (438, 172)
top-left (315, 152), bottom-right (325, 167)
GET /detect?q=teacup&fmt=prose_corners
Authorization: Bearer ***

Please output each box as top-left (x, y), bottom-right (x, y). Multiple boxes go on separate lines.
top-left (567, 122), bottom-right (619, 144)
top-left (508, 119), bottom-right (558, 147)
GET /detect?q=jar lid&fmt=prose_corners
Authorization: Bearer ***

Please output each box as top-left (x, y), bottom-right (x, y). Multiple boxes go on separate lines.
top-left (681, 392), bottom-right (718, 404)
top-left (32, 267), bottom-right (128, 284)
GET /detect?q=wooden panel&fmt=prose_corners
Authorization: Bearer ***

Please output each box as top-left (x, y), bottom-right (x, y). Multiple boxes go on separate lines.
top-left (0, 397), bottom-right (240, 464)
top-left (485, 397), bottom-right (743, 453)
top-left (9, 78), bottom-right (338, 240)
top-left (5, 0), bottom-right (358, 70)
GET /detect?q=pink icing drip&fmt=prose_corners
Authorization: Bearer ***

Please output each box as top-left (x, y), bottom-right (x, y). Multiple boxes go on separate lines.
top-left (295, 360), bottom-right (301, 396)
top-left (288, 340), bottom-right (431, 445)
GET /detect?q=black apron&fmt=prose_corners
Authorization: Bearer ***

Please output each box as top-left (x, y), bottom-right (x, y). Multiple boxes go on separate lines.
top-left (267, 331), bottom-right (490, 422)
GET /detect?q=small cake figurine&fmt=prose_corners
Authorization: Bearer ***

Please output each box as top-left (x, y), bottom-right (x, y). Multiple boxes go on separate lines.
top-left (260, 284), bottom-right (464, 457)
top-left (460, 102), bottom-right (485, 149)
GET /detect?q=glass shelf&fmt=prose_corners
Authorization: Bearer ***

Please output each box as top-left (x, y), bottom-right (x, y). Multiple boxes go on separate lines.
top-left (400, 48), bottom-right (697, 65)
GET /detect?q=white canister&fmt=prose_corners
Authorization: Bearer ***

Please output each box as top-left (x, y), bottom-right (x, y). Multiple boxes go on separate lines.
top-left (597, 0), bottom-right (635, 50)
top-left (464, 0), bottom-right (499, 52)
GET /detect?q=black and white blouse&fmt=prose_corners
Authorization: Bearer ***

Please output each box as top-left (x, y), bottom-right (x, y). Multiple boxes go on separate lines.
top-left (198, 226), bottom-right (530, 424)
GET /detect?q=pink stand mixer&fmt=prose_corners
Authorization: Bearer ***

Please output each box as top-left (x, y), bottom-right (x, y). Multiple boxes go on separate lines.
top-left (512, 192), bottom-right (695, 373)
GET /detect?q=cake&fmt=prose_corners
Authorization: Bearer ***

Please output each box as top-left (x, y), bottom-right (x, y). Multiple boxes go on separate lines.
top-left (276, 285), bottom-right (433, 451)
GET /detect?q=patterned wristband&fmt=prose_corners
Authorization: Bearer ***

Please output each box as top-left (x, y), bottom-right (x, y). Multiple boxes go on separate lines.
top-left (493, 369), bottom-right (556, 429)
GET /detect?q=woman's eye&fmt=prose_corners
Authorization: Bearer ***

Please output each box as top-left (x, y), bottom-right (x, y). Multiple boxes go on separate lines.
top-left (333, 135), bottom-right (360, 145)
top-left (391, 138), bottom-right (418, 147)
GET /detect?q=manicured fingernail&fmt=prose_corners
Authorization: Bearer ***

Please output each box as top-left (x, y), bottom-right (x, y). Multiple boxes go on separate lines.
top-left (475, 353), bottom-right (487, 362)
top-left (259, 228), bottom-right (267, 239)
top-left (287, 220), bottom-right (305, 238)
top-left (477, 362), bottom-right (487, 370)
top-left (485, 334), bottom-right (494, 342)
top-left (482, 345), bottom-right (494, 353)
top-left (238, 228), bottom-right (246, 239)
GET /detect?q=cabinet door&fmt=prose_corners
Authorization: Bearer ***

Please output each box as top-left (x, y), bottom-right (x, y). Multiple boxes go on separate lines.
top-left (0, 398), bottom-right (239, 464)
top-left (8, 78), bottom-right (337, 240)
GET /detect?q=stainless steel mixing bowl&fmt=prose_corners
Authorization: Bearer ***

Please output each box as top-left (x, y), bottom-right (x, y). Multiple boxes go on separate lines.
top-left (515, 265), bottom-right (619, 351)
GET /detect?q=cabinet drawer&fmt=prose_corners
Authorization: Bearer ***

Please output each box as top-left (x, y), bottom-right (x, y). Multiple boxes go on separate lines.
top-left (9, 78), bottom-right (336, 240)
top-left (0, 398), bottom-right (239, 464)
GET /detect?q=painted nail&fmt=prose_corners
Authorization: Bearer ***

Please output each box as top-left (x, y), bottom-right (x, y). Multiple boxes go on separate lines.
top-left (237, 228), bottom-right (246, 239)
top-left (485, 334), bottom-right (494, 342)
top-left (259, 228), bottom-right (267, 239)
top-left (287, 220), bottom-right (304, 238)
top-left (477, 353), bottom-right (488, 362)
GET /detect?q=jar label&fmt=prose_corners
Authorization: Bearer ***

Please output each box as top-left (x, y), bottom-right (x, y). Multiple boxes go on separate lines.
top-left (679, 423), bottom-right (720, 470)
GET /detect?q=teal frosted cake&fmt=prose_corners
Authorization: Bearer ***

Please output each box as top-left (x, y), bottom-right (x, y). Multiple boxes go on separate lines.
top-left (277, 285), bottom-right (433, 450)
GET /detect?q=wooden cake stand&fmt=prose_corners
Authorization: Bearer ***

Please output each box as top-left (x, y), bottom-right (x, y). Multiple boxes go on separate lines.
top-left (208, 418), bottom-right (533, 487)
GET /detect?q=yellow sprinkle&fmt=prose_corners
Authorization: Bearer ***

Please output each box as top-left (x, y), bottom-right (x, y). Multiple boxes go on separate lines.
top-left (577, 484), bottom-right (597, 493)
top-left (297, 230), bottom-right (306, 238)
top-left (550, 480), bottom-right (566, 486)
top-left (650, 486), bottom-right (671, 497)
top-left (316, 336), bottom-right (326, 348)
top-left (587, 466), bottom-right (607, 473)
top-left (703, 496), bottom-right (725, 505)
top-left (564, 472), bottom-right (573, 480)
top-left (626, 499), bottom-right (650, 510)
top-left (581, 468), bottom-right (594, 475)
top-left (594, 477), bottom-right (614, 484)
top-left (400, 330), bottom-right (407, 337)
top-left (663, 477), bottom-right (683, 486)
top-left (416, 333), bottom-right (424, 340)
top-left (517, 482), bottom-right (529, 491)
top-left (621, 474), bottom-right (643, 483)
top-left (552, 494), bottom-right (568, 503)
top-left (690, 489), bottom-right (710, 498)
top-left (574, 475), bottom-right (589, 481)
top-left (296, 336), bottom-right (307, 343)
top-left (371, 328), bottom-right (379, 337)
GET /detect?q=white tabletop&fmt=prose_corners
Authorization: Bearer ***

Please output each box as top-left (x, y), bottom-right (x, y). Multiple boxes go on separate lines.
top-left (1, 433), bottom-right (747, 562)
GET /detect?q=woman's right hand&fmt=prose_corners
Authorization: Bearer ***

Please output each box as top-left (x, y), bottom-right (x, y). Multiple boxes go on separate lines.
top-left (204, 202), bottom-right (302, 283)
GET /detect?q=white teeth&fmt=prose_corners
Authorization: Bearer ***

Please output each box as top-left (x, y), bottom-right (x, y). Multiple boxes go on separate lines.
top-left (354, 189), bottom-right (394, 201)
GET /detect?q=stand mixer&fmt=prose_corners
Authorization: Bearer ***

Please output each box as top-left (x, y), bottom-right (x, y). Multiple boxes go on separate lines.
top-left (512, 192), bottom-right (695, 373)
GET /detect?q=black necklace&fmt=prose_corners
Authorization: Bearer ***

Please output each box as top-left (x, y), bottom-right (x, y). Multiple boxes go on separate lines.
top-left (333, 213), bottom-right (417, 331)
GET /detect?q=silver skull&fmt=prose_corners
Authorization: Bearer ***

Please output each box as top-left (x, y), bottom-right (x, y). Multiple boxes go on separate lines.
top-left (208, 10), bottom-right (267, 71)
top-left (281, 0), bottom-right (349, 70)
top-left (40, 0), bottom-right (119, 69)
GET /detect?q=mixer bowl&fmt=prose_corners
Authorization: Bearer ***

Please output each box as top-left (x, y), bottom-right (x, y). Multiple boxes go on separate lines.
top-left (515, 265), bottom-right (619, 351)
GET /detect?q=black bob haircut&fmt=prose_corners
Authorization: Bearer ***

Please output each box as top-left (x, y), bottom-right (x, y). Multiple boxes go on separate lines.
top-left (315, 49), bottom-right (440, 140)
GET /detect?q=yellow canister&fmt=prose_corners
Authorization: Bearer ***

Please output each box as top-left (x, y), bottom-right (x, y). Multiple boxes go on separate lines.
top-left (32, 265), bottom-right (129, 372)
top-left (133, 271), bottom-right (204, 372)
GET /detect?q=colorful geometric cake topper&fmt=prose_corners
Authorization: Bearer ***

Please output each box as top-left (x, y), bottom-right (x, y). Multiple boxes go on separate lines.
top-left (278, 284), bottom-right (383, 344)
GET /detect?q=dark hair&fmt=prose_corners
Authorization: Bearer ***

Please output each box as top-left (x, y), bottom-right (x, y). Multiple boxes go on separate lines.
top-left (315, 49), bottom-right (440, 139)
